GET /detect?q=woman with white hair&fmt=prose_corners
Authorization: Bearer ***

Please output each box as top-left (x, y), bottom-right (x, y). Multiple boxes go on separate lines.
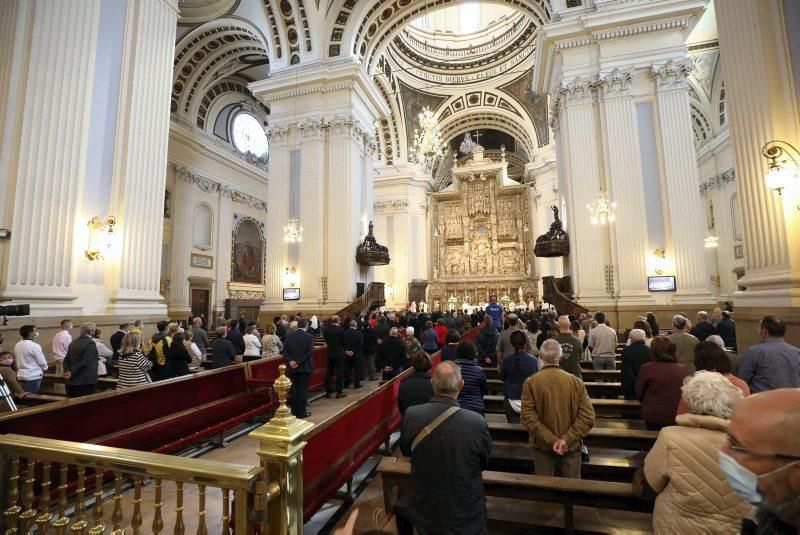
top-left (638, 371), bottom-right (749, 534)
top-left (402, 326), bottom-right (422, 360)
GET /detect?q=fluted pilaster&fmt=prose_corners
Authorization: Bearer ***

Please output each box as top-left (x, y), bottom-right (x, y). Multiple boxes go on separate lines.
top-left (264, 126), bottom-right (289, 306)
top-left (653, 61), bottom-right (713, 303)
top-left (297, 119), bottom-right (326, 304)
top-left (559, 81), bottom-right (610, 303)
top-left (599, 70), bottom-right (653, 303)
top-left (108, 0), bottom-right (177, 313)
top-left (716, 0), bottom-right (800, 307)
top-left (0, 0), bottom-right (101, 313)
top-left (169, 168), bottom-right (192, 314)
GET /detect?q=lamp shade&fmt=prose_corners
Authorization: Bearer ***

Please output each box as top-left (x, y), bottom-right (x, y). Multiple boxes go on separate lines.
top-left (764, 165), bottom-right (795, 192)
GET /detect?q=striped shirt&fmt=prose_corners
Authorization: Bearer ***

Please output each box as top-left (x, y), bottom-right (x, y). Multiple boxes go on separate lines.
top-left (117, 351), bottom-right (152, 388)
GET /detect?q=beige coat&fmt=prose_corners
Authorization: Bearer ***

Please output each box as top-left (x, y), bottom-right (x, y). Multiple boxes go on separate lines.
top-left (643, 413), bottom-right (750, 534)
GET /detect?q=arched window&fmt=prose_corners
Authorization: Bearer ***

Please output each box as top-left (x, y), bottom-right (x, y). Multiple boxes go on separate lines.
top-left (193, 203), bottom-right (213, 250)
top-left (731, 193), bottom-right (742, 241)
top-left (718, 83), bottom-right (727, 126)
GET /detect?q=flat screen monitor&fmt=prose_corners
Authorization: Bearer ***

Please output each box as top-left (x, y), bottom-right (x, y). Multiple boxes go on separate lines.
top-left (648, 276), bottom-right (676, 292)
top-left (283, 288), bottom-right (300, 301)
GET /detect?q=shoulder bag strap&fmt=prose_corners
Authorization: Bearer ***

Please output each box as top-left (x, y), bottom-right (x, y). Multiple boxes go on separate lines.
top-left (411, 406), bottom-right (460, 453)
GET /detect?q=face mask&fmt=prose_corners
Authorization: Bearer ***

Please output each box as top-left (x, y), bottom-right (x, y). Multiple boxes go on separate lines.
top-left (34, 332), bottom-right (40, 339)
top-left (0, 357), bottom-right (13, 366)
top-left (719, 450), bottom-right (764, 506)
top-left (719, 450), bottom-right (800, 510)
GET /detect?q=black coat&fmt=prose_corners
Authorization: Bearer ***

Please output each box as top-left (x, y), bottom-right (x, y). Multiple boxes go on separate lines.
top-left (378, 336), bottom-right (406, 371)
top-left (716, 317), bottom-right (737, 349)
top-left (211, 337), bottom-right (237, 369)
top-left (283, 329), bottom-right (314, 374)
top-left (620, 340), bottom-right (652, 400)
top-left (165, 345), bottom-right (192, 378)
top-left (474, 326), bottom-right (499, 362)
top-left (342, 328), bottom-right (363, 358)
top-left (400, 396), bottom-right (492, 534)
top-left (690, 321), bottom-right (717, 342)
top-left (374, 322), bottom-right (390, 342)
top-left (226, 328), bottom-right (245, 355)
top-left (323, 324), bottom-right (346, 360)
top-left (276, 323), bottom-right (287, 342)
top-left (64, 335), bottom-right (99, 386)
top-left (362, 327), bottom-right (378, 355)
top-left (398, 371), bottom-right (434, 415)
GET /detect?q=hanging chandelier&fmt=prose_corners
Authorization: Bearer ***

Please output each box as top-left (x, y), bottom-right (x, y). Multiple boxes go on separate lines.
top-left (587, 192), bottom-right (617, 225)
top-left (283, 218), bottom-right (303, 243)
top-left (704, 232), bottom-right (719, 248)
top-left (410, 107), bottom-right (445, 170)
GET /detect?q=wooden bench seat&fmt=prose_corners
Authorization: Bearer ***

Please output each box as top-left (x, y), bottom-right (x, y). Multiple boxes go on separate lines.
top-left (484, 413), bottom-right (645, 430)
top-left (482, 368), bottom-right (621, 382)
top-left (16, 394), bottom-right (64, 407)
top-left (378, 457), bottom-right (652, 535)
top-left (489, 442), bottom-right (644, 481)
top-left (484, 395), bottom-right (641, 418)
top-left (487, 422), bottom-right (658, 450)
top-left (486, 379), bottom-right (622, 398)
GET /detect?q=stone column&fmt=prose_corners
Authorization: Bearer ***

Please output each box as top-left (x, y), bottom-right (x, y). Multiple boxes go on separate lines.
top-left (325, 116), bottom-right (367, 308)
top-left (297, 119), bottom-right (326, 305)
top-left (264, 126), bottom-right (289, 308)
top-left (107, 0), bottom-right (177, 314)
top-left (716, 0), bottom-right (800, 348)
top-left (0, 0), bottom-right (102, 314)
top-left (653, 60), bottom-right (714, 304)
top-left (168, 167), bottom-right (192, 316)
top-left (599, 70), bottom-right (653, 304)
top-left (557, 80), bottom-right (612, 306)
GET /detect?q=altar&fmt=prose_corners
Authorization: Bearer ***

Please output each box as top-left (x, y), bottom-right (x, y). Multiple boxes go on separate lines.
top-left (428, 146), bottom-right (538, 311)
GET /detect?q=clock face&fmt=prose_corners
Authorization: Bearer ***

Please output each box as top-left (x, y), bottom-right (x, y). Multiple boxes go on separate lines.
top-left (232, 112), bottom-right (269, 158)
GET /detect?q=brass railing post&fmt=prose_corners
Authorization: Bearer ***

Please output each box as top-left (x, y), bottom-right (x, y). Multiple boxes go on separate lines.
top-left (249, 365), bottom-right (314, 535)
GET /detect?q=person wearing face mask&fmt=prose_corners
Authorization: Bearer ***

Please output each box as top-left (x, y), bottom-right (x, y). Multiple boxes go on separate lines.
top-left (0, 350), bottom-right (28, 406)
top-left (738, 316), bottom-right (800, 393)
top-left (636, 371), bottom-right (749, 534)
top-left (719, 388), bottom-right (800, 534)
top-left (13, 325), bottom-right (49, 394)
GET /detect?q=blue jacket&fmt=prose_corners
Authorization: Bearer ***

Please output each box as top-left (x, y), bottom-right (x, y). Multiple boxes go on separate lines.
top-left (422, 329), bottom-right (439, 352)
top-left (500, 351), bottom-right (538, 400)
top-left (283, 329), bottom-right (314, 374)
top-left (455, 359), bottom-right (488, 414)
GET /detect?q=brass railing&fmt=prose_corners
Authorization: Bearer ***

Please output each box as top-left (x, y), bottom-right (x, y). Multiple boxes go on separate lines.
top-left (0, 365), bottom-right (310, 535)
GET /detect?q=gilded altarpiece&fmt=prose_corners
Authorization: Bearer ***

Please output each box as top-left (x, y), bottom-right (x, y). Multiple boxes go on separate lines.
top-left (429, 151), bottom-right (538, 310)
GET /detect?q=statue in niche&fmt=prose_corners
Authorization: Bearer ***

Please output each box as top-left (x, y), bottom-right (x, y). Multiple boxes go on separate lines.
top-left (473, 240), bottom-right (489, 275)
top-left (433, 266), bottom-right (438, 280)
top-left (447, 250), bottom-right (464, 276)
top-left (164, 189), bottom-right (171, 219)
top-left (498, 249), bottom-right (519, 274)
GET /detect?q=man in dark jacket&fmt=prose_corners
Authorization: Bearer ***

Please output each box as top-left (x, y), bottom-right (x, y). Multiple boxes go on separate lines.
top-left (211, 327), bottom-right (238, 369)
top-left (398, 352), bottom-right (434, 415)
top-left (284, 319), bottom-right (314, 417)
top-left (191, 317), bottom-right (210, 357)
top-left (63, 322), bottom-right (100, 398)
top-left (109, 323), bottom-right (128, 359)
top-left (362, 324), bottom-right (378, 381)
top-left (323, 315), bottom-right (346, 398)
top-left (342, 320), bottom-right (364, 389)
top-left (690, 311), bottom-right (717, 341)
top-left (715, 311), bottom-right (737, 350)
top-left (225, 319), bottom-right (245, 355)
top-left (620, 329), bottom-right (652, 400)
top-left (400, 361), bottom-right (492, 534)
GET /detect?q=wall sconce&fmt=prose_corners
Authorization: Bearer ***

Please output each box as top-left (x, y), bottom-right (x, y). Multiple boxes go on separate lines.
top-left (283, 266), bottom-right (299, 288)
top-left (651, 248), bottom-right (669, 275)
top-left (85, 216), bottom-right (117, 261)
top-left (762, 140), bottom-right (799, 195)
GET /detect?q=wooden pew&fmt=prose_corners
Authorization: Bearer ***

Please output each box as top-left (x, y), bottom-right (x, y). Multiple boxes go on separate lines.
top-left (485, 379), bottom-right (623, 398)
top-left (482, 368), bottom-right (621, 382)
top-left (16, 394), bottom-right (64, 408)
top-left (378, 457), bottom-right (652, 535)
top-left (487, 421), bottom-right (658, 450)
top-left (484, 395), bottom-right (641, 418)
top-left (489, 442), bottom-right (644, 481)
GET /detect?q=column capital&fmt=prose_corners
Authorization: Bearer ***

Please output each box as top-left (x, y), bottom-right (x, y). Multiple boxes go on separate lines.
top-left (297, 118), bottom-right (329, 141)
top-left (596, 68), bottom-right (634, 98)
top-left (559, 77), bottom-right (595, 106)
top-left (651, 59), bottom-right (693, 91)
top-left (267, 125), bottom-right (290, 146)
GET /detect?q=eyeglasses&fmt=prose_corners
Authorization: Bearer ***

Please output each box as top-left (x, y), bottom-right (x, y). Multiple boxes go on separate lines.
top-left (727, 434), bottom-right (800, 462)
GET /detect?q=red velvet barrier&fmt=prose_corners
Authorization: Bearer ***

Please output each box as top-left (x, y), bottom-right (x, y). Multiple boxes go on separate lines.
top-left (301, 326), bottom-right (479, 521)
